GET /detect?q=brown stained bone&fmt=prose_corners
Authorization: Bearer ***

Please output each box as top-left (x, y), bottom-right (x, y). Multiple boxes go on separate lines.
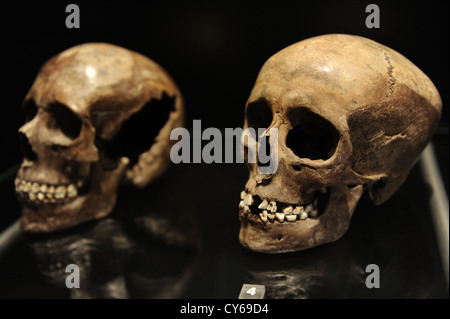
top-left (16, 43), bottom-right (184, 233)
top-left (239, 34), bottom-right (441, 253)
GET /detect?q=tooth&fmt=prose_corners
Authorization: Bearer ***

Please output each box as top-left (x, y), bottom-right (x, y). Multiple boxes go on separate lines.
top-left (259, 210), bottom-right (268, 222)
top-left (305, 203), bottom-right (313, 213)
top-left (267, 201), bottom-right (277, 213)
top-left (240, 190), bottom-right (247, 200)
top-left (55, 186), bottom-right (66, 199)
top-left (283, 206), bottom-right (293, 214)
top-left (286, 215), bottom-right (297, 222)
top-left (258, 199), bottom-right (268, 210)
top-left (37, 193), bottom-right (45, 201)
top-left (300, 212), bottom-right (308, 220)
top-left (14, 179), bottom-right (20, 186)
top-left (271, 203), bottom-right (277, 213)
top-left (24, 182), bottom-right (31, 192)
top-left (67, 184), bottom-right (77, 198)
top-left (77, 180), bottom-right (83, 188)
top-left (293, 206), bottom-right (304, 215)
top-left (267, 213), bottom-right (275, 221)
top-left (275, 213), bottom-right (285, 222)
top-left (47, 185), bottom-right (55, 194)
top-left (309, 209), bottom-right (319, 217)
top-left (39, 184), bottom-right (48, 193)
top-left (244, 194), bottom-right (253, 206)
top-left (31, 183), bottom-right (40, 193)
top-left (46, 193), bottom-right (53, 199)
top-left (28, 192), bottom-right (36, 200)
top-left (239, 200), bottom-right (246, 209)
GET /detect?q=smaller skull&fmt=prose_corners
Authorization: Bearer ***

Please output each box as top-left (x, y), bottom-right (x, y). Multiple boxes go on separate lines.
top-left (16, 43), bottom-right (184, 233)
top-left (239, 34), bottom-right (441, 253)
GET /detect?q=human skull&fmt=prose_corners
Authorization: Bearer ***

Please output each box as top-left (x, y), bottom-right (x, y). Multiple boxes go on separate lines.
top-left (239, 34), bottom-right (441, 253)
top-left (16, 43), bottom-right (184, 233)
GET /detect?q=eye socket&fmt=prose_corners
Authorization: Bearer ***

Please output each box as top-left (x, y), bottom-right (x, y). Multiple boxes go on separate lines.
top-left (246, 99), bottom-right (273, 131)
top-left (286, 107), bottom-right (340, 160)
top-left (22, 99), bottom-right (38, 122)
top-left (50, 102), bottom-right (83, 140)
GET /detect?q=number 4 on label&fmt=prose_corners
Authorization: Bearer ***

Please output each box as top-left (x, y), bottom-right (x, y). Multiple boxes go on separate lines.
top-left (246, 287), bottom-right (257, 296)
top-left (239, 283), bottom-right (265, 299)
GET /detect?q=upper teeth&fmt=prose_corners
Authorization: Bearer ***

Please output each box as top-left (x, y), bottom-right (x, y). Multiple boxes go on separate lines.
top-left (239, 191), bottom-right (319, 223)
top-left (258, 199), bottom-right (268, 210)
top-left (267, 201), bottom-right (277, 213)
top-left (243, 194), bottom-right (254, 206)
top-left (15, 179), bottom-right (79, 202)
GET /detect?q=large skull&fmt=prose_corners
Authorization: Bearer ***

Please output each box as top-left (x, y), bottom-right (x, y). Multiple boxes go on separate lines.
top-left (16, 43), bottom-right (184, 233)
top-left (239, 34), bottom-right (441, 253)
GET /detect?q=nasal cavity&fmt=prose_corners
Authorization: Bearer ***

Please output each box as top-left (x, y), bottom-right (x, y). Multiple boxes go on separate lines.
top-left (18, 132), bottom-right (37, 161)
top-left (286, 107), bottom-right (340, 160)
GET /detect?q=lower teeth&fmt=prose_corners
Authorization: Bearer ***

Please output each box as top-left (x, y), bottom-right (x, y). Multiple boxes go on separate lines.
top-left (285, 215), bottom-right (297, 222)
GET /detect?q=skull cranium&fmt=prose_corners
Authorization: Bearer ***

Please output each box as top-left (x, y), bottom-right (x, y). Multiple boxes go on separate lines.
top-left (239, 34), bottom-right (441, 253)
top-left (16, 43), bottom-right (184, 233)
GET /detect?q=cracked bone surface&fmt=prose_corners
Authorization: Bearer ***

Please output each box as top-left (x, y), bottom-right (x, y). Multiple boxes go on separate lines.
top-left (239, 34), bottom-right (441, 253)
top-left (16, 43), bottom-right (184, 233)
